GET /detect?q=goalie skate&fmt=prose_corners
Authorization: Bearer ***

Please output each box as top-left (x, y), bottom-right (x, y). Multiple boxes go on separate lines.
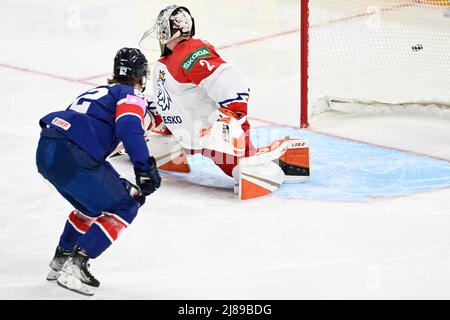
top-left (238, 137), bottom-right (310, 200)
top-left (56, 246), bottom-right (100, 296)
top-left (274, 137), bottom-right (310, 183)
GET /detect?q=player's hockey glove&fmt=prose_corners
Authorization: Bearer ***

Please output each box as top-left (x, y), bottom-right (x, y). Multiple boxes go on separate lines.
top-left (120, 178), bottom-right (146, 207)
top-left (134, 156), bottom-right (161, 196)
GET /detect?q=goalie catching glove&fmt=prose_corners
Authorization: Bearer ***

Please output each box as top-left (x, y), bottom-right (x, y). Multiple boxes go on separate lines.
top-left (134, 156), bottom-right (162, 196)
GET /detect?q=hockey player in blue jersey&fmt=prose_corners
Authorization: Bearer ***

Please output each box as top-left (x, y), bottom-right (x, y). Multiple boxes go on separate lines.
top-left (35, 48), bottom-right (161, 296)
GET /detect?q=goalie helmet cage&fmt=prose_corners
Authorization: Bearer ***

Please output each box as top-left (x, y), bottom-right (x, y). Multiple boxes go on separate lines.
top-left (300, 0), bottom-right (450, 128)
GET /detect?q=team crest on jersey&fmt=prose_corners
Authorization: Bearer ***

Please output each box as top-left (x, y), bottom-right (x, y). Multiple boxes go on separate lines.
top-left (156, 70), bottom-right (172, 111)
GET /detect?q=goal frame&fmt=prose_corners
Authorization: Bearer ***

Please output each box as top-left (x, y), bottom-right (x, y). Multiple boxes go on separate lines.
top-left (299, 0), bottom-right (450, 128)
top-left (300, 0), bottom-right (309, 128)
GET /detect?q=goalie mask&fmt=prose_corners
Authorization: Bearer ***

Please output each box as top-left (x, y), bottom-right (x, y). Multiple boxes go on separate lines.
top-left (139, 5), bottom-right (195, 56)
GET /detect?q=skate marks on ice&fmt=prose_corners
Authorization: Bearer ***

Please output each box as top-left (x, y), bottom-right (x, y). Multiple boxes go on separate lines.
top-left (111, 126), bottom-right (450, 202)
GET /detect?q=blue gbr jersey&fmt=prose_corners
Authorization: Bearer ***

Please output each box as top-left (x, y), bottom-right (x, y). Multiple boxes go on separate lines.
top-left (40, 83), bottom-right (151, 171)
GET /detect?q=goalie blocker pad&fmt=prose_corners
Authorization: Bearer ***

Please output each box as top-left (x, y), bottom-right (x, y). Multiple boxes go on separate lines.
top-left (238, 138), bottom-right (310, 200)
top-left (200, 109), bottom-right (246, 157)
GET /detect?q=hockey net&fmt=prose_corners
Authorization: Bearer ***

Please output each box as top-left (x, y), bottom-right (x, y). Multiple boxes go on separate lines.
top-left (302, 0), bottom-right (450, 127)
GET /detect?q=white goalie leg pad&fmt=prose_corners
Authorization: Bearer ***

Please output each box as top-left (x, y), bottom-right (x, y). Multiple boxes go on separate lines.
top-left (200, 116), bottom-right (246, 157)
top-left (146, 132), bottom-right (191, 173)
top-left (237, 159), bottom-right (285, 200)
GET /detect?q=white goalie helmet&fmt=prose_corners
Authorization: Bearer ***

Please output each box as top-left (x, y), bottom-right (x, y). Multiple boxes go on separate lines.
top-left (139, 5), bottom-right (195, 56)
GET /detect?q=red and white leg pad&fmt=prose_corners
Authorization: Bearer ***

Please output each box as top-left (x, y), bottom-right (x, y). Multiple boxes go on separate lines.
top-left (237, 138), bottom-right (310, 200)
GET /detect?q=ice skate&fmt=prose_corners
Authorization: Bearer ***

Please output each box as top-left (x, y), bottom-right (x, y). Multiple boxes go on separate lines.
top-left (237, 137), bottom-right (310, 200)
top-left (56, 246), bottom-right (100, 296)
top-left (46, 246), bottom-right (71, 281)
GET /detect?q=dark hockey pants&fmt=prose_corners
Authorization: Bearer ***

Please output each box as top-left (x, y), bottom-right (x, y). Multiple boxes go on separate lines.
top-left (36, 127), bottom-right (139, 258)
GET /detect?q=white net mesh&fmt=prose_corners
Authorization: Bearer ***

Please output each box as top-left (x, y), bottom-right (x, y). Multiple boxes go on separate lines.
top-left (308, 0), bottom-right (450, 122)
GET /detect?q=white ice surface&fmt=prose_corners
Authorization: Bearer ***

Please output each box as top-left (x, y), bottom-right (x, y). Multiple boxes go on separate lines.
top-left (0, 0), bottom-right (450, 299)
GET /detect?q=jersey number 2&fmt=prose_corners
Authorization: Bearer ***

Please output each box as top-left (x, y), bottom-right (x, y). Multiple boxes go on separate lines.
top-left (69, 87), bottom-right (109, 114)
